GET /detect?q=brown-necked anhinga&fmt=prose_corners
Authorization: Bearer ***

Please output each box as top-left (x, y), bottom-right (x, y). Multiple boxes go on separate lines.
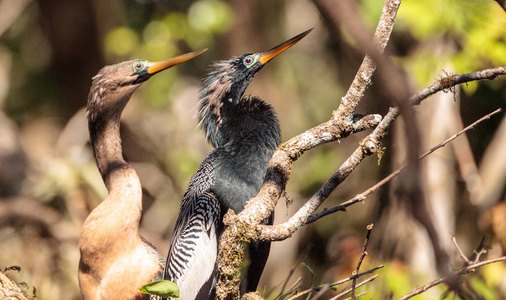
top-left (79, 49), bottom-right (206, 300)
top-left (164, 29), bottom-right (312, 300)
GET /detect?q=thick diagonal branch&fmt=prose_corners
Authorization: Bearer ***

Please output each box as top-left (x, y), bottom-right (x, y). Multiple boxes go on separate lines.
top-left (249, 68), bottom-right (505, 242)
top-left (215, 0), bottom-right (402, 298)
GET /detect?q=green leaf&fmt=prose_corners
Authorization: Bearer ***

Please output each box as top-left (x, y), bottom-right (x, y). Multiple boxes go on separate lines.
top-left (300, 262), bottom-right (315, 281)
top-left (300, 262), bottom-right (317, 300)
top-left (138, 280), bottom-right (180, 298)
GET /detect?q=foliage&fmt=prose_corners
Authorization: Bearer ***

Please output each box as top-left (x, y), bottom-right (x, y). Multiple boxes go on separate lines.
top-left (139, 280), bottom-right (180, 298)
top-left (362, 0), bottom-right (506, 92)
top-left (0, 0), bottom-right (504, 299)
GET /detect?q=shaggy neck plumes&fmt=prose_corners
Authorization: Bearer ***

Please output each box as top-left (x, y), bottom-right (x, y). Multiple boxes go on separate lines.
top-left (198, 56), bottom-right (270, 149)
top-left (196, 59), bottom-right (281, 214)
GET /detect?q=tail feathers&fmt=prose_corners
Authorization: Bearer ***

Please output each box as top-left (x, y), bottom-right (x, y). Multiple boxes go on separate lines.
top-left (243, 213), bottom-right (274, 293)
top-left (164, 192), bottom-right (222, 300)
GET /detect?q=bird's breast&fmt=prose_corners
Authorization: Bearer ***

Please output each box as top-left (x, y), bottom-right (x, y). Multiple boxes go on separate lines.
top-left (81, 240), bottom-right (162, 300)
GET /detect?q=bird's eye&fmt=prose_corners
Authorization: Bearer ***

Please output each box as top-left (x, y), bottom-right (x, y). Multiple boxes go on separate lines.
top-left (133, 61), bottom-right (146, 72)
top-left (243, 56), bottom-right (256, 68)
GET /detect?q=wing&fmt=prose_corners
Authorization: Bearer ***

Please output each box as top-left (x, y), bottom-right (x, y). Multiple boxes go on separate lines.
top-left (164, 192), bottom-right (222, 300)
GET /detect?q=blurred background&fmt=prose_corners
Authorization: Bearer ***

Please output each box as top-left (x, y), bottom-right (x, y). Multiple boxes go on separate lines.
top-left (0, 0), bottom-right (505, 299)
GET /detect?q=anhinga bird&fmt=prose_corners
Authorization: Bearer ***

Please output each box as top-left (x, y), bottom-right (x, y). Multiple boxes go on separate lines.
top-left (164, 29), bottom-right (312, 300)
top-left (79, 49), bottom-right (206, 300)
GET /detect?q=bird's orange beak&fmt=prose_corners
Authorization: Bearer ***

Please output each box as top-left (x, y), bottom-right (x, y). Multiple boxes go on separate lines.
top-left (258, 29), bottom-right (312, 65)
top-left (147, 49), bottom-right (207, 74)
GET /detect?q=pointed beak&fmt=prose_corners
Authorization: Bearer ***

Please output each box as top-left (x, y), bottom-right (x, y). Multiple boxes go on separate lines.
top-left (147, 49), bottom-right (207, 75)
top-left (258, 29), bottom-right (312, 65)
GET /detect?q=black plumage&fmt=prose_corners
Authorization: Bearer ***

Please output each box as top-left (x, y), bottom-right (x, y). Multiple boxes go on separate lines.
top-left (164, 29), bottom-right (311, 300)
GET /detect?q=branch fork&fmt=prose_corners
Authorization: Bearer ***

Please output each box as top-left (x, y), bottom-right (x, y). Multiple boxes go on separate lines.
top-left (215, 0), bottom-right (506, 298)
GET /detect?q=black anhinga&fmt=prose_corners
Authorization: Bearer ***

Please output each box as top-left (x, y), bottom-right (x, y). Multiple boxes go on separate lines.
top-left (79, 49), bottom-right (206, 300)
top-left (164, 29), bottom-right (312, 300)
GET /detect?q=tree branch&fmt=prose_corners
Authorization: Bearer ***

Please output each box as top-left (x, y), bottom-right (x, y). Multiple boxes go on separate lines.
top-left (0, 270), bottom-right (29, 300)
top-left (249, 94), bottom-right (502, 242)
top-left (314, 0), bottom-right (402, 123)
top-left (307, 107), bottom-right (502, 223)
top-left (397, 256), bottom-right (506, 300)
top-left (215, 1), bottom-right (401, 297)
top-left (494, 0), bottom-right (506, 12)
top-left (452, 236), bottom-right (471, 265)
top-left (215, 0), bottom-right (506, 297)
top-left (331, 276), bottom-right (376, 300)
top-left (285, 266), bottom-right (383, 300)
top-left (351, 224), bottom-right (373, 299)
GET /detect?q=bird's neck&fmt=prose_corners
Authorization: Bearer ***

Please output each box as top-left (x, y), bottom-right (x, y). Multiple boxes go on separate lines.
top-left (88, 111), bottom-right (134, 192)
top-left (82, 108), bottom-right (145, 257)
top-left (206, 96), bottom-right (281, 213)
top-left (198, 60), bottom-right (255, 147)
top-left (211, 95), bottom-right (281, 150)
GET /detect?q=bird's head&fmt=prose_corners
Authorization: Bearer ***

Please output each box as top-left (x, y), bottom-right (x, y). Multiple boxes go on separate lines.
top-left (198, 29), bottom-right (312, 145)
top-left (87, 49), bottom-right (206, 122)
top-left (227, 29), bottom-right (313, 100)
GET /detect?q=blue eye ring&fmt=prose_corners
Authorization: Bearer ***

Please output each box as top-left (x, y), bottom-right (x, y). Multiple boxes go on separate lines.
top-left (133, 61), bottom-right (146, 72)
top-left (243, 55), bottom-right (257, 68)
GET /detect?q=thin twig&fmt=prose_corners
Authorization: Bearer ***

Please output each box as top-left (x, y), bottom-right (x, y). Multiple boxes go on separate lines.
top-left (249, 102), bottom-right (503, 244)
top-left (277, 249), bottom-right (311, 300)
top-left (469, 237), bottom-right (487, 265)
top-left (331, 275), bottom-right (378, 300)
top-left (397, 256), bottom-right (506, 300)
top-left (452, 236), bottom-right (471, 265)
top-left (351, 224), bottom-right (373, 298)
top-left (286, 265), bottom-right (383, 300)
top-left (307, 108), bottom-right (502, 224)
top-left (309, 285), bottom-right (329, 300)
top-left (444, 237), bottom-right (488, 299)
top-left (279, 277), bottom-right (302, 300)
top-left (338, 291), bottom-right (367, 300)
